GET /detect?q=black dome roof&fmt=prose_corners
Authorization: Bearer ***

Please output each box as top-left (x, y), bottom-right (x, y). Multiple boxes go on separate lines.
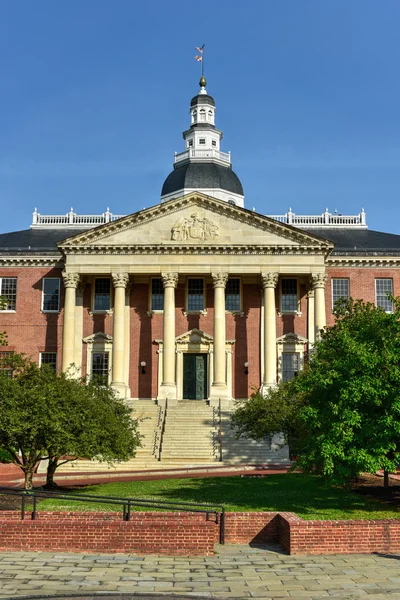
top-left (190, 94), bottom-right (216, 107)
top-left (161, 162), bottom-right (244, 198)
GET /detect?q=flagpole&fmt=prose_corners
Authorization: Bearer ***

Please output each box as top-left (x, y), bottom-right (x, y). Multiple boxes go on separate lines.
top-left (202, 44), bottom-right (205, 78)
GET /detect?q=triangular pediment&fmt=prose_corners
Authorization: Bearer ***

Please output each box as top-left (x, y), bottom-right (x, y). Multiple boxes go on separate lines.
top-left (58, 193), bottom-right (333, 252)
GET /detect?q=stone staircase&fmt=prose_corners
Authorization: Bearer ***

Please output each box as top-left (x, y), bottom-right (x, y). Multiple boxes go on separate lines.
top-left (55, 399), bottom-right (289, 473)
top-left (159, 401), bottom-right (218, 464)
top-left (56, 400), bottom-right (163, 472)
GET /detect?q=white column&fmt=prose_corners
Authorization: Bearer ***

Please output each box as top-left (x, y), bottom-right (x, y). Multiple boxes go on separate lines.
top-left (111, 272), bottom-right (129, 397)
top-left (311, 273), bottom-right (327, 340)
top-left (307, 286), bottom-right (315, 348)
top-left (210, 272), bottom-right (229, 402)
top-left (124, 282), bottom-right (131, 398)
top-left (261, 272), bottom-right (278, 390)
top-left (159, 272), bottom-right (178, 400)
top-left (73, 281), bottom-right (86, 376)
top-left (61, 272), bottom-right (80, 373)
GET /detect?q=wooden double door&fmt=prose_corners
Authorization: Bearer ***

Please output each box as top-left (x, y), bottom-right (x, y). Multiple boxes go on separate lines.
top-left (183, 353), bottom-right (207, 400)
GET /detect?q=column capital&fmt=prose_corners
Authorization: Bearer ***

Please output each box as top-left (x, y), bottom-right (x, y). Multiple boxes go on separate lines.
top-left (261, 272), bottom-right (279, 289)
top-left (310, 273), bottom-right (328, 289)
top-left (76, 281), bottom-right (87, 298)
top-left (161, 272), bottom-right (179, 288)
top-left (62, 272), bottom-right (80, 289)
top-left (111, 272), bottom-right (129, 288)
top-left (211, 272), bottom-right (228, 288)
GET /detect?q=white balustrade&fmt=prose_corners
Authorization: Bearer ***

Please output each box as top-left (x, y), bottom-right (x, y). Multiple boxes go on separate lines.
top-left (31, 207), bottom-right (367, 229)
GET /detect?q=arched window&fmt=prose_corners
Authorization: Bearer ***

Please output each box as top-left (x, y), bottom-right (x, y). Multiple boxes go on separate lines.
top-left (199, 109), bottom-right (206, 122)
top-left (208, 110), bottom-right (213, 121)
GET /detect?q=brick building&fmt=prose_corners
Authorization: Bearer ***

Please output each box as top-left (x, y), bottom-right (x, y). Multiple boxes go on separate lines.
top-left (1, 78), bottom-right (400, 469)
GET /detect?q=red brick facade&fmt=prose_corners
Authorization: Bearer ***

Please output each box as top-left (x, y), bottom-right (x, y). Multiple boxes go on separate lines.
top-left (1, 265), bottom-right (398, 398)
top-left (0, 510), bottom-right (398, 555)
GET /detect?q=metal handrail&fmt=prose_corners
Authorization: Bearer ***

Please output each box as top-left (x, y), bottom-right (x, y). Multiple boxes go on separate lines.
top-left (0, 486), bottom-right (225, 543)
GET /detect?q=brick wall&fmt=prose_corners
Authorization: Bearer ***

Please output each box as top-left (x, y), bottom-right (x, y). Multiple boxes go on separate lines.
top-left (2, 266), bottom-right (399, 399)
top-left (0, 511), bottom-right (217, 556)
top-left (0, 510), bottom-right (399, 555)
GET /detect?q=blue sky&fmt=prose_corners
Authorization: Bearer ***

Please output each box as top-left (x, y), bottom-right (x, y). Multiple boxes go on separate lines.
top-left (1, 1), bottom-right (400, 233)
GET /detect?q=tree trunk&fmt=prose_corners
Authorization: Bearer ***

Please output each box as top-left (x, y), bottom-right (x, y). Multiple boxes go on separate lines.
top-left (24, 469), bottom-right (33, 490)
top-left (383, 469), bottom-right (390, 488)
top-left (44, 457), bottom-right (59, 488)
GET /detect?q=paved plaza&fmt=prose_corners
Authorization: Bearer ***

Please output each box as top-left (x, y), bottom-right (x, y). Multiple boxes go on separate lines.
top-left (0, 545), bottom-right (399, 600)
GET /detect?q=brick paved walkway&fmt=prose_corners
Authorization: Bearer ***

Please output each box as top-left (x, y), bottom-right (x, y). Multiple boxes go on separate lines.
top-left (0, 545), bottom-right (400, 599)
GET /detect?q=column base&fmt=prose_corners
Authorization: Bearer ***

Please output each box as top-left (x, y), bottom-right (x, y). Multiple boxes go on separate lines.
top-left (260, 382), bottom-right (276, 397)
top-left (209, 384), bottom-right (231, 408)
top-left (111, 381), bottom-right (127, 398)
top-left (157, 383), bottom-right (177, 402)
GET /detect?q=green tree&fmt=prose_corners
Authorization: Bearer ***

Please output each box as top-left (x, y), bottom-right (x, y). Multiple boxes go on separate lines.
top-left (0, 355), bottom-right (141, 488)
top-left (232, 298), bottom-right (400, 487)
top-left (231, 383), bottom-right (307, 458)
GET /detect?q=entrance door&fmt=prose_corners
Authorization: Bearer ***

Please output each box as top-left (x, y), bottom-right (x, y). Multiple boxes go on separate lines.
top-left (183, 353), bottom-right (207, 400)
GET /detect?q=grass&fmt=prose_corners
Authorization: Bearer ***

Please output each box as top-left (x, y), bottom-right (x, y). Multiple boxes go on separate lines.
top-left (37, 473), bottom-right (400, 520)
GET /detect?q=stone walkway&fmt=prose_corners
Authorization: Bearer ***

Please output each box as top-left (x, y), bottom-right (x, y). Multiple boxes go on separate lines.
top-left (0, 545), bottom-right (400, 600)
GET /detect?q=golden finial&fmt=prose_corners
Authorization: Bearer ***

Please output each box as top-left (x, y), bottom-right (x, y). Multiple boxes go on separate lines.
top-left (199, 75), bottom-right (207, 89)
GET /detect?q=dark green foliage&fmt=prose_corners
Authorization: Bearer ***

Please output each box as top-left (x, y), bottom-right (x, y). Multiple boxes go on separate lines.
top-left (231, 383), bottom-right (307, 457)
top-left (0, 355), bottom-right (141, 488)
top-left (292, 298), bottom-right (400, 484)
top-left (232, 297), bottom-right (400, 486)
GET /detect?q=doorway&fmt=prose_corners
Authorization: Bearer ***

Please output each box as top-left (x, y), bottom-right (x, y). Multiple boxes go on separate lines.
top-left (183, 353), bottom-right (207, 400)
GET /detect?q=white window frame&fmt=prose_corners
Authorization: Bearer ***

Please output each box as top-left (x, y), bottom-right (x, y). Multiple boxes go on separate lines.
top-left (276, 333), bottom-right (308, 383)
top-left (375, 278), bottom-right (394, 313)
top-left (225, 278), bottom-right (242, 313)
top-left (39, 352), bottom-right (57, 370)
top-left (185, 277), bottom-right (207, 315)
top-left (198, 138), bottom-right (206, 145)
top-left (0, 277), bottom-right (17, 312)
top-left (331, 278), bottom-right (350, 311)
top-left (42, 277), bottom-right (60, 313)
top-left (149, 277), bottom-right (164, 313)
top-left (92, 277), bottom-right (112, 313)
top-left (280, 278), bottom-right (300, 314)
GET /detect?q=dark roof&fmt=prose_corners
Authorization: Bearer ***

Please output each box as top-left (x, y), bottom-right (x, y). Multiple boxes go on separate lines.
top-left (2, 222), bottom-right (400, 256)
top-left (303, 228), bottom-right (400, 255)
top-left (161, 162), bottom-right (244, 197)
top-left (190, 94), bottom-right (216, 107)
top-left (0, 228), bottom-right (87, 254)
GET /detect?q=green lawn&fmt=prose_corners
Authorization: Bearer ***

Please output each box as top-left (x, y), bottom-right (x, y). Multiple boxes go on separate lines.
top-left (37, 474), bottom-right (400, 520)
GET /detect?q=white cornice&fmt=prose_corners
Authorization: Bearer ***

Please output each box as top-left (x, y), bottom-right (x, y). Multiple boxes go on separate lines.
top-left (57, 193), bottom-right (334, 252)
top-left (327, 256), bottom-right (400, 268)
top-left (0, 255), bottom-right (62, 267)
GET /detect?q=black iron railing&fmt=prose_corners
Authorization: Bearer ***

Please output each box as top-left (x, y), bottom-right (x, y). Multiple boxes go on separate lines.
top-left (0, 486), bottom-right (225, 544)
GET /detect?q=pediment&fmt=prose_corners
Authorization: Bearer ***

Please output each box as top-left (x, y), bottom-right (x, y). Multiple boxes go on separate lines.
top-left (277, 333), bottom-right (308, 345)
top-left (83, 332), bottom-right (113, 344)
top-left (58, 193), bottom-right (333, 252)
top-left (175, 328), bottom-right (214, 345)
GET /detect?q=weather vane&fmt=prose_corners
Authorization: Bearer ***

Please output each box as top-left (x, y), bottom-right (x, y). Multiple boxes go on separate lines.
top-left (194, 45), bottom-right (205, 79)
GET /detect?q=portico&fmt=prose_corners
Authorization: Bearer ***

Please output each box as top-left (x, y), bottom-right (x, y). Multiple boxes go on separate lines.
top-left (58, 193), bottom-right (332, 402)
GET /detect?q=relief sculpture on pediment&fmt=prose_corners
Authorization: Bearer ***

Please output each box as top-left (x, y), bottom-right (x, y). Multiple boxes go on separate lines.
top-left (171, 212), bottom-right (219, 242)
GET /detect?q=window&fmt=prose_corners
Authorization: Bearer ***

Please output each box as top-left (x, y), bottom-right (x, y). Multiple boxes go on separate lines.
top-left (211, 140), bottom-right (217, 147)
top-left (0, 351), bottom-right (13, 378)
top-left (225, 278), bottom-right (240, 312)
top-left (0, 278), bottom-right (17, 311)
top-left (91, 352), bottom-right (109, 385)
top-left (281, 279), bottom-right (298, 312)
top-left (199, 109), bottom-right (206, 121)
top-left (282, 353), bottom-right (300, 382)
top-left (332, 278), bottom-right (350, 310)
top-left (151, 278), bottom-right (164, 311)
top-left (42, 278), bottom-right (60, 312)
top-left (187, 279), bottom-right (204, 311)
top-left (376, 279), bottom-right (393, 312)
top-left (94, 278), bottom-right (111, 311)
top-left (188, 139), bottom-right (193, 147)
top-left (40, 352), bottom-right (57, 371)
top-left (198, 138), bottom-right (206, 145)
